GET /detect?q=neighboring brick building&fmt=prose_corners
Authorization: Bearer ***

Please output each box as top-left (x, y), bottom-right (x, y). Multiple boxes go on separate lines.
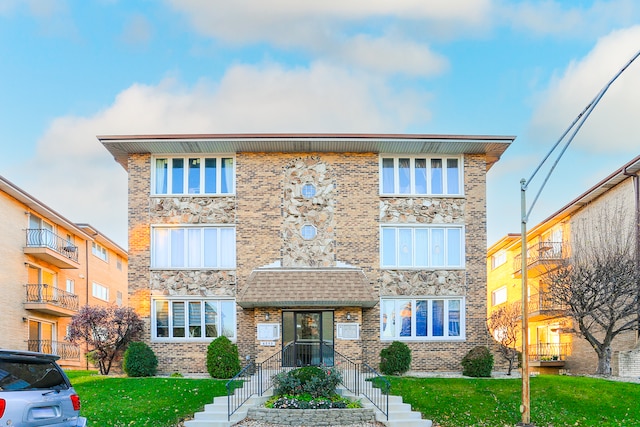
top-left (0, 175), bottom-right (128, 369)
top-left (100, 133), bottom-right (513, 374)
top-left (487, 155), bottom-right (640, 375)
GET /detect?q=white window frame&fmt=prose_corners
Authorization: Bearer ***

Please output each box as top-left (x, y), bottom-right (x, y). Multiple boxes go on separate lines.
top-left (379, 155), bottom-right (463, 196)
top-left (152, 155), bottom-right (236, 196)
top-left (491, 286), bottom-right (508, 306)
top-left (380, 225), bottom-right (465, 269)
top-left (92, 282), bottom-right (109, 302)
top-left (92, 242), bottom-right (108, 262)
top-left (380, 297), bottom-right (465, 341)
top-left (151, 298), bottom-right (237, 342)
top-left (151, 225), bottom-right (236, 269)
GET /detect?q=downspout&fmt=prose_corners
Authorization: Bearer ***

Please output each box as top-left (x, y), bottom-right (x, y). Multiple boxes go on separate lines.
top-left (623, 166), bottom-right (640, 344)
top-left (85, 239), bottom-right (90, 370)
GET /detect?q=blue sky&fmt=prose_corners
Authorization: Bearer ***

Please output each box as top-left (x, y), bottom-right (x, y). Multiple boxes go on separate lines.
top-left (1, 0), bottom-right (639, 249)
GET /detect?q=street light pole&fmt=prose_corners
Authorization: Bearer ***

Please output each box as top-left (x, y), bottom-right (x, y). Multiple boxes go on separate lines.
top-left (516, 49), bottom-right (640, 427)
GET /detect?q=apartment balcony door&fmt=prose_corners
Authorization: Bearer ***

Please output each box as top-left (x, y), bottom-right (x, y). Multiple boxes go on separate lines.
top-left (282, 311), bottom-right (334, 367)
top-left (28, 320), bottom-right (55, 354)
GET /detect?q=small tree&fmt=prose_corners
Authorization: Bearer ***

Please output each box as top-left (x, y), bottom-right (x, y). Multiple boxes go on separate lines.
top-left (206, 336), bottom-right (241, 379)
top-left (68, 305), bottom-right (144, 375)
top-left (123, 341), bottom-right (158, 377)
top-left (487, 303), bottom-right (521, 375)
top-left (546, 201), bottom-right (640, 375)
top-left (461, 346), bottom-right (494, 377)
top-left (379, 341), bottom-right (411, 375)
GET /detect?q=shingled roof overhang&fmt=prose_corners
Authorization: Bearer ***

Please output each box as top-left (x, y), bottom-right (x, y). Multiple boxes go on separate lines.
top-left (98, 133), bottom-right (514, 172)
top-left (237, 267), bottom-right (378, 309)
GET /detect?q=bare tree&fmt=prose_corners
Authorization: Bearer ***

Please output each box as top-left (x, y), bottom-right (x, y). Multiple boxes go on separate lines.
top-left (546, 201), bottom-right (640, 375)
top-left (68, 305), bottom-right (144, 375)
top-left (487, 303), bottom-right (521, 375)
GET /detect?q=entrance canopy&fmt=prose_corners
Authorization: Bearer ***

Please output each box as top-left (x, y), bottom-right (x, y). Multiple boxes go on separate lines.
top-left (237, 267), bottom-right (377, 308)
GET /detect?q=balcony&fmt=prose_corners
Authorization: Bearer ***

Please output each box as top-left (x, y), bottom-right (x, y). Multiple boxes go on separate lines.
top-left (24, 283), bottom-right (79, 317)
top-left (513, 292), bottom-right (566, 321)
top-left (529, 342), bottom-right (570, 367)
top-left (513, 241), bottom-right (566, 278)
top-left (27, 340), bottom-right (81, 361)
top-left (24, 228), bottom-right (80, 269)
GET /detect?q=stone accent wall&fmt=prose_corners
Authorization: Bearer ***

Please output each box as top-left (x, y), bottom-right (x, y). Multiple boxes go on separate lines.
top-left (379, 270), bottom-right (466, 296)
top-left (150, 270), bottom-right (236, 296)
top-left (282, 156), bottom-right (336, 267)
top-left (380, 197), bottom-right (465, 224)
top-left (150, 197), bottom-right (235, 224)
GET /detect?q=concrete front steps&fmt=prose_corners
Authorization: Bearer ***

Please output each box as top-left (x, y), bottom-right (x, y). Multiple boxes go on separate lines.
top-left (184, 381), bottom-right (432, 427)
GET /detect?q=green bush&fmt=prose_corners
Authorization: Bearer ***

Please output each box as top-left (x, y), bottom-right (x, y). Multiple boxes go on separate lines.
top-left (206, 336), bottom-right (241, 379)
top-left (122, 342), bottom-right (158, 377)
top-left (379, 341), bottom-right (412, 375)
top-left (461, 346), bottom-right (494, 377)
top-left (272, 366), bottom-right (342, 398)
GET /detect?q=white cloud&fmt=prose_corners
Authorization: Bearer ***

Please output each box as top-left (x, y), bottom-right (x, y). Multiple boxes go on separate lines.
top-left (500, 0), bottom-right (640, 38)
top-left (120, 13), bottom-right (153, 46)
top-left (528, 26), bottom-right (640, 154)
top-left (22, 62), bottom-right (432, 247)
top-left (164, 0), bottom-right (490, 76)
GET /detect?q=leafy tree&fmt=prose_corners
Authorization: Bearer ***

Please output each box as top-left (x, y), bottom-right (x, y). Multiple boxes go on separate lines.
top-left (487, 303), bottom-right (521, 375)
top-left (206, 336), bottom-right (241, 378)
top-left (546, 201), bottom-right (640, 375)
top-left (68, 305), bottom-right (144, 375)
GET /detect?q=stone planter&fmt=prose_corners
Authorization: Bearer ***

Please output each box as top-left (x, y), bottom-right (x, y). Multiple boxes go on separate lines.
top-left (247, 407), bottom-right (376, 426)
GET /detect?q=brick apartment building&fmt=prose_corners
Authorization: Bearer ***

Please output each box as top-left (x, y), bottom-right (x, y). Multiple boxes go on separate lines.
top-left (0, 175), bottom-right (128, 369)
top-left (100, 133), bottom-right (513, 374)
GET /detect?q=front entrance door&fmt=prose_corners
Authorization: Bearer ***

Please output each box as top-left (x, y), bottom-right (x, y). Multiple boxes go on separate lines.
top-left (282, 311), bottom-right (334, 367)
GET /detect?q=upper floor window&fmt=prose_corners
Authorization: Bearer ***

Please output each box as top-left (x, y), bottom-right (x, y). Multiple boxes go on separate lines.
top-left (381, 226), bottom-right (464, 269)
top-left (92, 282), bottom-right (109, 302)
top-left (151, 226), bottom-right (236, 269)
top-left (380, 156), bottom-right (461, 196)
top-left (491, 286), bottom-right (508, 306)
top-left (116, 255), bottom-right (123, 271)
top-left (154, 156), bottom-right (235, 195)
top-left (92, 242), bottom-right (108, 262)
top-left (491, 250), bottom-right (507, 269)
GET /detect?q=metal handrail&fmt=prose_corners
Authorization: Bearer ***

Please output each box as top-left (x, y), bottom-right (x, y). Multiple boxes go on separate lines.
top-left (25, 283), bottom-right (79, 311)
top-left (529, 342), bottom-right (571, 361)
top-left (27, 340), bottom-right (81, 360)
top-left (513, 241), bottom-right (566, 272)
top-left (25, 228), bottom-right (79, 263)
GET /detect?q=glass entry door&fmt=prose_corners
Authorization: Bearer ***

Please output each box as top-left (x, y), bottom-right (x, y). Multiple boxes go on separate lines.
top-left (282, 311), bottom-right (334, 367)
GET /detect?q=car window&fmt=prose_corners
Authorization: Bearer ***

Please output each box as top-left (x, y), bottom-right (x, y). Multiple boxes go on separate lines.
top-left (0, 360), bottom-right (69, 391)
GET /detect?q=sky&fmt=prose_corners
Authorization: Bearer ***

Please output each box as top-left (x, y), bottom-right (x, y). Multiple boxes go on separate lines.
top-left (1, 0), bottom-right (640, 250)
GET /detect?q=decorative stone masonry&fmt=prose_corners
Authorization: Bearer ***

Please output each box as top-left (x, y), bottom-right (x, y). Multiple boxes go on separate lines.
top-left (380, 197), bottom-right (465, 224)
top-left (150, 270), bottom-right (236, 296)
top-left (247, 407), bottom-right (376, 426)
top-left (618, 346), bottom-right (640, 377)
top-left (150, 197), bottom-right (235, 223)
top-left (282, 157), bottom-right (337, 267)
top-left (379, 270), bottom-right (466, 296)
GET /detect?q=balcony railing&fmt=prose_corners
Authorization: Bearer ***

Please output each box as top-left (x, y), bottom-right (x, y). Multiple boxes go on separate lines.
top-left (27, 340), bottom-right (81, 361)
top-left (529, 342), bottom-right (571, 362)
top-left (513, 241), bottom-right (566, 274)
top-left (25, 228), bottom-right (79, 263)
top-left (25, 283), bottom-right (79, 312)
top-left (513, 292), bottom-right (566, 321)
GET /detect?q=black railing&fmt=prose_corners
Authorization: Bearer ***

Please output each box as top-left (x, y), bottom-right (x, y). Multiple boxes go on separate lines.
top-left (226, 344), bottom-right (390, 421)
top-left (514, 241), bottom-right (566, 272)
top-left (27, 340), bottom-right (81, 361)
top-left (529, 342), bottom-right (571, 361)
top-left (25, 228), bottom-right (79, 263)
top-left (25, 283), bottom-right (79, 311)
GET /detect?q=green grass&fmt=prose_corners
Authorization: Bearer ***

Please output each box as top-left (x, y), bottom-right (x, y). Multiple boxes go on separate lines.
top-left (387, 375), bottom-right (640, 427)
top-left (66, 371), bottom-right (640, 427)
top-left (66, 370), bottom-right (229, 427)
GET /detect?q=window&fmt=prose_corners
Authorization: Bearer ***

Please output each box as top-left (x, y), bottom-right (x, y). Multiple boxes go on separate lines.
top-left (65, 279), bottom-right (74, 294)
top-left (301, 224), bottom-right (317, 240)
top-left (492, 286), bottom-right (508, 306)
top-left (380, 156), bottom-right (461, 195)
top-left (491, 250), bottom-right (507, 269)
top-left (116, 255), bottom-right (123, 271)
top-left (301, 183), bottom-right (316, 198)
top-left (154, 156), bottom-right (235, 195)
top-left (116, 291), bottom-right (123, 307)
top-left (92, 282), bottom-right (109, 301)
top-left (152, 299), bottom-right (236, 340)
top-left (381, 226), bottom-right (464, 268)
top-left (151, 226), bottom-right (236, 268)
top-left (380, 298), bottom-right (464, 340)
top-left (92, 242), bottom-right (108, 262)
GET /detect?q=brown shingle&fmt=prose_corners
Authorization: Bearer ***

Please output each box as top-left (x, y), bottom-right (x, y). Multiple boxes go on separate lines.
top-left (237, 267), bottom-right (377, 308)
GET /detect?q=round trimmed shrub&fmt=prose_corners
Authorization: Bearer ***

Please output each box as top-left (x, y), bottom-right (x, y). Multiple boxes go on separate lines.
top-left (461, 345), bottom-right (494, 377)
top-left (379, 341), bottom-right (411, 375)
top-left (122, 341), bottom-right (158, 377)
top-left (206, 336), bottom-right (241, 379)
